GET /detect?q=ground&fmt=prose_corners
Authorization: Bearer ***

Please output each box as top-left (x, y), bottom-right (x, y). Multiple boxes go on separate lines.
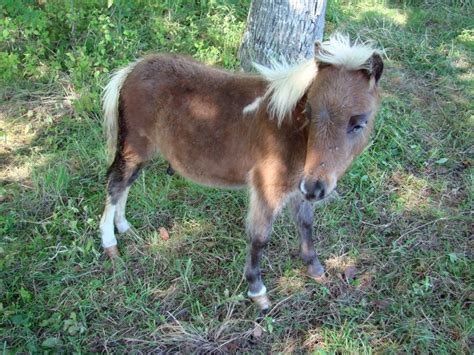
top-left (0, 0), bottom-right (472, 352)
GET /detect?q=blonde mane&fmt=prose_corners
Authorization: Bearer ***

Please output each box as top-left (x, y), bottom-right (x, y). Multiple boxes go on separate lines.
top-left (254, 33), bottom-right (379, 124)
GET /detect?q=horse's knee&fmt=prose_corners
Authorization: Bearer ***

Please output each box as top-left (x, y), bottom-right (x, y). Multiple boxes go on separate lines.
top-left (107, 165), bottom-right (126, 205)
top-left (250, 233), bottom-right (270, 248)
top-left (247, 217), bottom-right (272, 244)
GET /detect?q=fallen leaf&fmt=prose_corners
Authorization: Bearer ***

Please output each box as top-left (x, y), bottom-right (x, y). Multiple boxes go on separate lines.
top-left (159, 227), bottom-right (170, 241)
top-left (252, 324), bottom-right (263, 339)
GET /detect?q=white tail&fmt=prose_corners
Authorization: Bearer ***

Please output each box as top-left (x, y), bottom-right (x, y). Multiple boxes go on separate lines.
top-left (102, 59), bottom-right (143, 163)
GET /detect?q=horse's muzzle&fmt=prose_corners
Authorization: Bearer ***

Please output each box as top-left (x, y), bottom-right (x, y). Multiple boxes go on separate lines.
top-left (299, 179), bottom-right (326, 201)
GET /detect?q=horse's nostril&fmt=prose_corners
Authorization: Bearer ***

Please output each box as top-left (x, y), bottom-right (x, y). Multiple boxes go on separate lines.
top-left (314, 180), bottom-right (325, 199)
top-left (300, 179), bottom-right (326, 201)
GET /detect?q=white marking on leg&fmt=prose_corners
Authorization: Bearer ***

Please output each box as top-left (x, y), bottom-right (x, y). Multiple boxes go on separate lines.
top-left (248, 285), bottom-right (267, 298)
top-left (100, 198), bottom-right (117, 248)
top-left (114, 186), bottom-right (131, 234)
top-left (243, 97), bottom-right (262, 115)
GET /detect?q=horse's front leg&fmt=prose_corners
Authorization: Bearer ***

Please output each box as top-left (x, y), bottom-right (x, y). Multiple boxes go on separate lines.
top-left (245, 188), bottom-right (279, 311)
top-left (289, 196), bottom-right (325, 281)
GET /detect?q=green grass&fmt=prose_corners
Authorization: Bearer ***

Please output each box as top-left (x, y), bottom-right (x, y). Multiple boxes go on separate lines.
top-left (1, 0), bottom-right (472, 352)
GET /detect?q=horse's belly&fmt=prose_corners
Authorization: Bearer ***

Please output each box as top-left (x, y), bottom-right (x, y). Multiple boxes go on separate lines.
top-left (167, 154), bottom-right (249, 188)
top-left (156, 133), bottom-right (252, 188)
top-left (151, 95), bottom-right (255, 188)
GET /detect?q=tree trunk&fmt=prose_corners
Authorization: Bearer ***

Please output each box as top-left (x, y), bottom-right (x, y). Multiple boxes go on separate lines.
top-left (239, 0), bottom-right (327, 71)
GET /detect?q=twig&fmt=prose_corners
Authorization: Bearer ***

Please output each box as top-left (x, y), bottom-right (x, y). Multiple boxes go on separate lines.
top-left (395, 212), bottom-right (472, 243)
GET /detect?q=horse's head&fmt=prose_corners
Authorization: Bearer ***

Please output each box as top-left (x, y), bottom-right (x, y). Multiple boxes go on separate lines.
top-left (299, 39), bottom-right (383, 201)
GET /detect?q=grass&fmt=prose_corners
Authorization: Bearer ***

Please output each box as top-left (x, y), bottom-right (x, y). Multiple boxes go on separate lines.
top-left (1, 0), bottom-right (472, 352)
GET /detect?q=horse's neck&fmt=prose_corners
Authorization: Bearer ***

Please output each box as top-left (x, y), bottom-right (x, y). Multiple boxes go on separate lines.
top-left (254, 110), bottom-right (309, 169)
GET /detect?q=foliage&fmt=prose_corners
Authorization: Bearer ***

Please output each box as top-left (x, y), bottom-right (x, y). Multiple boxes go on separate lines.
top-left (1, 0), bottom-right (472, 352)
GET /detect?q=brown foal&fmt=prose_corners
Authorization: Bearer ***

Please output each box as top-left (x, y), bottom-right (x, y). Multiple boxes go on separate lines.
top-left (100, 33), bottom-right (383, 310)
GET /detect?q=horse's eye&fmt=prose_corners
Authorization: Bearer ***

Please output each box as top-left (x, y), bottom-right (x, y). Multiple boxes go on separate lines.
top-left (352, 124), bottom-right (365, 132)
top-left (348, 114), bottom-right (368, 134)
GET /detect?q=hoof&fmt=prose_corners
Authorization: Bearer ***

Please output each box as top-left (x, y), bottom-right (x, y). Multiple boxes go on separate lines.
top-left (104, 245), bottom-right (120, 259)
top-left (307, 263), bottom-right (326, 283)
top-left (309, 273), bottom-right (328, 284)
top-left (250, 294), bottom-right (271, 311)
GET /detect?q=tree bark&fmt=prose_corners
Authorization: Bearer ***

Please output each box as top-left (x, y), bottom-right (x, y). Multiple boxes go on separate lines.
top-left (239, 0), bottom-right (327, 71)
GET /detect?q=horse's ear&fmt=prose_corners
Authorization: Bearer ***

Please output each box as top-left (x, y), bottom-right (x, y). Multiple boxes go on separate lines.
top-left (314, 40), bottom-right (322, 55)
top-left (364, 52), bottom-right (384, 84)
top-left (314, 41), bottom-right (331, 70)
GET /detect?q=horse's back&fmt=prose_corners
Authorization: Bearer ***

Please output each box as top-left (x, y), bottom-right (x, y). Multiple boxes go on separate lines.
top-left (118, 54), bottom-right (267, 187)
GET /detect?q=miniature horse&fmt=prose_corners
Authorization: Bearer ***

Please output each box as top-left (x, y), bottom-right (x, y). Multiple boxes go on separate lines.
top-left (100, 34), bottom-right (383, 310)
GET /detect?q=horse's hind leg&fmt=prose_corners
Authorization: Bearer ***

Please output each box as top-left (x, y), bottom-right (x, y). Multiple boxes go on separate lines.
top-left (289, 196), bottom-right (325, 281)
top-left (100, 151), bottom-right (143, 257)
top-left (113, 159), bottom-right (143, 233)
top-left (114, 186), bottom-right (131, 233)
